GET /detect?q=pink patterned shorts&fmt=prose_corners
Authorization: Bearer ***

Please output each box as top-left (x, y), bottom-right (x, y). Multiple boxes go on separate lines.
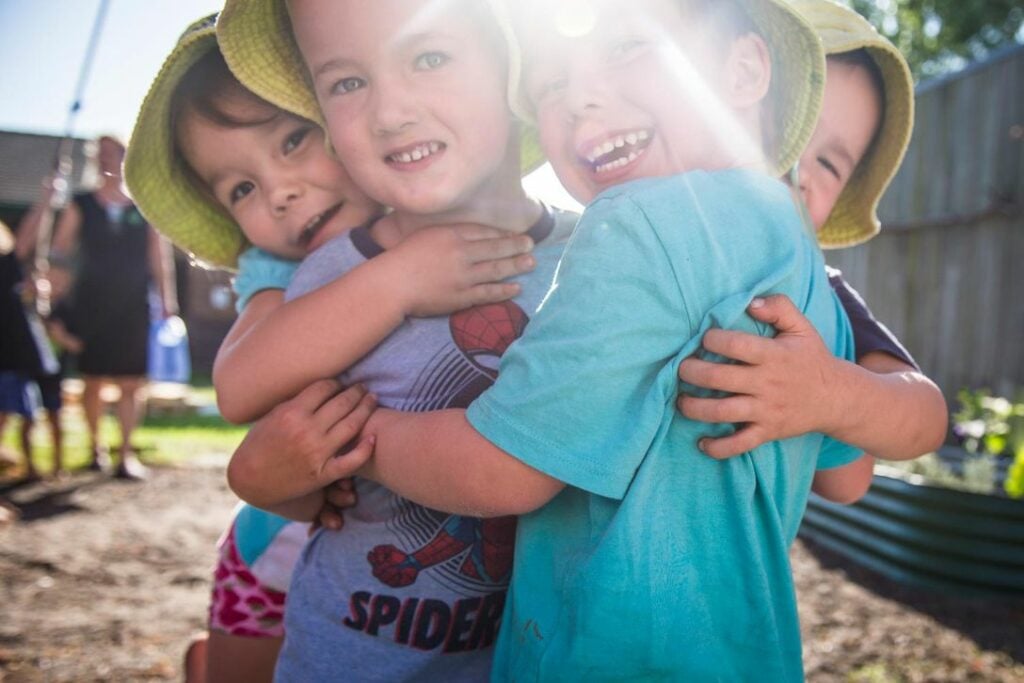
top-left (208, 525), bottom-right (287, 638)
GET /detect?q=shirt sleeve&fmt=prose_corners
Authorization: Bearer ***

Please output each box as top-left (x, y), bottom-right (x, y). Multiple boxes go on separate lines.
top-left (467, 196), bottom-right (691, 500)
top-left (232, 247), bottom-right (300, 313)
top-left (816, 435), bottom-right (862, 470)
top-left (827, 266), bottom-right (918, 370)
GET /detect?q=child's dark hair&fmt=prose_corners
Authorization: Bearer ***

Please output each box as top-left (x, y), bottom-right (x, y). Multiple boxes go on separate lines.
top-left (169, 47), bottom-right (283, 198)
top-left (829, 48), bottom-right (886, 151)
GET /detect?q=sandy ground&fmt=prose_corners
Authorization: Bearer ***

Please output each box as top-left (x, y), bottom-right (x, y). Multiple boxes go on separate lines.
top-left (1, 465), bottom-right (1022, 682)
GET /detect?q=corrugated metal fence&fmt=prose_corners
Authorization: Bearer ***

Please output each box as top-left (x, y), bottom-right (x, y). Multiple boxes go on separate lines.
top-left (824, 45), bottom-right (1024, 401)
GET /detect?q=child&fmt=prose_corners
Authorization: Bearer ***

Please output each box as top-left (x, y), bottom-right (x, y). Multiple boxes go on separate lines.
top-left (123, 14), bottom-right (536, 683)
top-left (677, 0), bottom-right (946, 499)
top-left (0, 221), bottom-right (61, 480)
top-left (344, 0), bottom-right (868, 678)
top-left (216, 0), bottom-right (577, 679)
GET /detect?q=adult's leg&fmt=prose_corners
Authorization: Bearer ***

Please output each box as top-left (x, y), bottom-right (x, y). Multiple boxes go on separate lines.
top-left (114, 375), bottom-right (147, 479)
top-left (46, 409), bottom-right (65, 477)
top-left (19, 415), bottom-right (37, 479)
top-left (82, 376), bottom-right (108, 470)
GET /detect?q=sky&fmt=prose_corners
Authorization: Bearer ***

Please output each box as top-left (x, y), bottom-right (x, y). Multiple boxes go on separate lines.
top-left (0, 0), bottom-right (580, 209)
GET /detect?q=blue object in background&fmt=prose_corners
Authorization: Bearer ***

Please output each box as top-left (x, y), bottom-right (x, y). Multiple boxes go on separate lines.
top-left (148, 315), bottom-right (191, 384)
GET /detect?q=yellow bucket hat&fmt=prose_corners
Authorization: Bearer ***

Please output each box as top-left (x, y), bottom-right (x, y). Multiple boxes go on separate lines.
top-left (124, 14), bottom-right (246, 269)
top-left (216, 0), bottom-right (546, 176)
top-left (793, 0), bottom-right (914, 248)
top-left (505, 0), bottom-right (826, 179)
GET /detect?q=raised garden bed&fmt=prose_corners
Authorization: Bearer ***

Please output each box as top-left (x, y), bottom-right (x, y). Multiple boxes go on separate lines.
top-left (800, 448), bottom-right (1024, 597)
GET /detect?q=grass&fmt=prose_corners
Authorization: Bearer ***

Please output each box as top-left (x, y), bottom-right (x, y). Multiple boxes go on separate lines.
top-left (0, 382), bottom-right (247, 476)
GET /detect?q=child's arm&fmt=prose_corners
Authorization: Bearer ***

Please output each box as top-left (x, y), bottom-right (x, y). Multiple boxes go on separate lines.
top-left (226, 378), bottom-right (377, 518)
top-left (214, 224), bottom-right (535, 423)
top-left (677, 294), bottom-right (947, 462)
top-left (358, 408), bottom-right (565, 517)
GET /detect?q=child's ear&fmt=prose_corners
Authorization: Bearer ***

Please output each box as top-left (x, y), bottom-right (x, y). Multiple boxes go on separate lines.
top-left (723, 33), bottom-right (771, 108)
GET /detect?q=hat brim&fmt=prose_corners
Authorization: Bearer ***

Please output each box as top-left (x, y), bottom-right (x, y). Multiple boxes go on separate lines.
top-left (124, 15), bottom-right (245, 269)
top-left (217, 0), bottom-right (546, 177)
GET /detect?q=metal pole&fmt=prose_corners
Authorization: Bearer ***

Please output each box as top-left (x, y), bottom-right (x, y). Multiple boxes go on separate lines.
top-left (35, 0), bottom-right (112, 316)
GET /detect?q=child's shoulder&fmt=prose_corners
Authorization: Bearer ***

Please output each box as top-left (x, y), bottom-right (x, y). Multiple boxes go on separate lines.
top-left (287, 231), bottom-right (363, 300)
top-left (592, 169), bottom-right (787, 211)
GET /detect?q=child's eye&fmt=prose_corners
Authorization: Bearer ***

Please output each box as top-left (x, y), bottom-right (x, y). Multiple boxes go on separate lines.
top-left (608, 38), bottom-right (646, 63)
top-left (330, 76), bottom-right (366, 96)
top-left (817, 156), bottom-right (841, 181)
top-left (283, 127), bottom-right (311, 154)
top-left (415, 51), bottom-right (449, 70)
top-left (229, 181), bottom-right (255, 204)
top-left (531, 76), bottom-right (568, 104)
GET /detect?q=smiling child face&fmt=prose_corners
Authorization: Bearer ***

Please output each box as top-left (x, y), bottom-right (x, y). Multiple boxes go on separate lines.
top-left (520, 0), bottom-right (753, 204)
top-left (796, 58), bottom-right (882, 231)
top-left (288, 0), bottom-right (519, 220)
top-left (178, 94), bottom-right (380, 259)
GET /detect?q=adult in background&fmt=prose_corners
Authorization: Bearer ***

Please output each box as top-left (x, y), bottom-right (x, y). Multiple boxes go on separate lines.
top-left (25, 136), bottom-right (178, 479)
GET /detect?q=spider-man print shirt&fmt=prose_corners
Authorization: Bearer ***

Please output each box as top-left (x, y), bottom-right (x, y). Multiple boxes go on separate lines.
top-left (274, 205), bottom-right (577, 683)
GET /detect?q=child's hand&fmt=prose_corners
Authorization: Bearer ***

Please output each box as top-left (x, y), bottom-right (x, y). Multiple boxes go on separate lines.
top-left (676, 295), bottom-right (841, 459)
top-left (226, 379), bottom-right (378, 509)
top-left (387, 224), bottom-right (536, 317)
top-left (46, 319), bottom-right (83, 354)
top-left (312, 477), bottom-right (358, 532)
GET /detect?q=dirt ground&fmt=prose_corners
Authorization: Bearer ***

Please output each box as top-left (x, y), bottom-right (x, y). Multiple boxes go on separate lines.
top-left (1, 464), bottom-right (1022, 683)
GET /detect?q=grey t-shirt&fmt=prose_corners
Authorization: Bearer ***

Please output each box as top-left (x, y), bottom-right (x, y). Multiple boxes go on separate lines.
top-left (275, 207), bottom-right (577, 683)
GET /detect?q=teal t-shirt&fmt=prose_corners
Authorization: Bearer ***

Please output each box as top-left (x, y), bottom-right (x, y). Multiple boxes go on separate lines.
top-left (232, 246), bottom-right (299, 313)
top-left (466, 170), bottom-right (858, 681)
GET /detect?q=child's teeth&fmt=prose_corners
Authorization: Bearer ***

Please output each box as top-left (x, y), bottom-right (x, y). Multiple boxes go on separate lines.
top-left (626, 133), bottom-right (637, 145)
top-left (614, 137), bottom-right (625, 148)
top-left (391, 142), bottom-right (444, 164)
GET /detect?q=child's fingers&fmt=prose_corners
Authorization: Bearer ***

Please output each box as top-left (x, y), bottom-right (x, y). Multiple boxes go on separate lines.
top-left (699, 328), bottom-right (774, 365)
top-left (324, 483), bottom-right (358, 509)
top-left (747, 295), bottom-right (814, 336)
top-left (294, 377), bottom-right (346, 412)
top-left (697, 425), bottom-right (769, 460)
top-left (316, 506), bottom-right (346, 531)
top-left (313, 383), bottom-right (369, 432)
top-left (469, 253), bottom-right (536, 284)
top-left (465, 234), bottom-right (534, 262)
top-left (321, 435), bottom-right (375, 480)
top-left (324, 391), bottom-right (378, 446)
top-left (451, 223), bottom-right (517, 242)
top-left (677, 358), bottom-right (756, 395)
top-left (462, 282), bottom-right (522, 307)
top-left (677, 394), bottom-right (755, 425)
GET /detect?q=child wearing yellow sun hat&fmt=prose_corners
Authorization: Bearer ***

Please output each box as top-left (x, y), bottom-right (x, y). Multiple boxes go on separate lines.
top-left (794, 0), bottom-right (915, 248)
top-left (676, 0), bottom-right (944, 508)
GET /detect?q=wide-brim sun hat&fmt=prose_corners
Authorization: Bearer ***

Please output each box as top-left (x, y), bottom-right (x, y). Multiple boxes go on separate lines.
top-left (216, 0), bottom-right (546, 176)
top-left (505, 0), bottom-right (826, 181)
top-left (124, 14), bottom-right (245, 270)
top-left (792, 0), bottom-right (914, 248)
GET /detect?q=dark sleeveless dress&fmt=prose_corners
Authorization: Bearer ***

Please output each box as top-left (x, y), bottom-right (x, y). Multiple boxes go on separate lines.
top-left (65, 192), bottom-right (151, 376)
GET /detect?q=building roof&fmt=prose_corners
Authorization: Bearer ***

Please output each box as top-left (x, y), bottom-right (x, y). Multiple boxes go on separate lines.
top-left (0, 130), bottom-right (96, 208)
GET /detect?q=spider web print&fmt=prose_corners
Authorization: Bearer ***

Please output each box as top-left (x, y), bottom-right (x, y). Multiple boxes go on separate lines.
top-left (382, 495), bottom-right (507, 595)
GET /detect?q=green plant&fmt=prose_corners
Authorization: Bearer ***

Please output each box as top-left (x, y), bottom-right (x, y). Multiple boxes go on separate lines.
top-left (952, 389), bottom-right (1024, 499)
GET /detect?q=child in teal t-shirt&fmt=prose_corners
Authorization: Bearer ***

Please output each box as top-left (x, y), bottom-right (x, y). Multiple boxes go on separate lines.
top-left (358, 0), bottom-right (856, 678)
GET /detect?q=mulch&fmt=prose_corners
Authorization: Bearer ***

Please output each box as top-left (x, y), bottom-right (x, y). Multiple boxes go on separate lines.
top-left (0, 465), bottom-right (1022, 682)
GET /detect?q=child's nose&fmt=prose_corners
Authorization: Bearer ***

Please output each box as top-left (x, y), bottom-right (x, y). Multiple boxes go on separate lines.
top-left (371, 75), bottom-right (418, 136)
top-left (270, 181), bottom-right (303, 214)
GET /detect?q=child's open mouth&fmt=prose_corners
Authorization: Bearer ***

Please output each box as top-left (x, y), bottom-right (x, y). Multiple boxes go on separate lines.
top-left (298, 201), bottom-right (344, 251)
top-left (582, 129), bottom-right (652, 176)
top-left (385, 141), bottom-right (446, 167)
